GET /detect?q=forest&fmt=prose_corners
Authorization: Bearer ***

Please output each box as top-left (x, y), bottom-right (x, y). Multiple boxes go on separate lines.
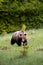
top-left (0, 0), bottom-right (43, 34)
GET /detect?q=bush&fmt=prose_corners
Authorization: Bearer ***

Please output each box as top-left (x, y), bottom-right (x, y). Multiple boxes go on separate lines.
top-left (0, 0), bottom-right (43, 34)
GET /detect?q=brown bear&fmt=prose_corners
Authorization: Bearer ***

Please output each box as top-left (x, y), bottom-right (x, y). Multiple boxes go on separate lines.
top-left (11, 30), bottom-right (28, 46)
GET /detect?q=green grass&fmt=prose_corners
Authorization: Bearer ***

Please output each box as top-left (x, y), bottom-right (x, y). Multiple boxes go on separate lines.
top-left (0, 29), bottom-right (43, 65)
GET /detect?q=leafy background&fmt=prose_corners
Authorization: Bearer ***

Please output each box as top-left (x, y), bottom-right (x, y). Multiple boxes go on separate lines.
top-left (0, 0), bottom-right (43, 33)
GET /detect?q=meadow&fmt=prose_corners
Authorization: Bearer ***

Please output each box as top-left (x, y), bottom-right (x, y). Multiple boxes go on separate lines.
top-left (0, 29), bottom-right (43, 65)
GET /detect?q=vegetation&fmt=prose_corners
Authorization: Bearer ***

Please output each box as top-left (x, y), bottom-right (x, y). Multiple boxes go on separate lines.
top-left (0, 29), bottom-right (43, 65)
top-left (0, 0), bottom-right (43, 65)
top-left (0, 0), bottom-right (43, 33)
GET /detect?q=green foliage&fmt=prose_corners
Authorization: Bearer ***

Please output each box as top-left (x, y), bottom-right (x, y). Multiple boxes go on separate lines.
top-left (0, 0), bottom-right (3, 2)
top-left (1, 30), bottom-right (7, 35)
top-left (0, 0), bottom-right (43, 33)
top-left (21, 45), bottom-right (29, 56)
top-left (22, 24), bottom-right (26, 31)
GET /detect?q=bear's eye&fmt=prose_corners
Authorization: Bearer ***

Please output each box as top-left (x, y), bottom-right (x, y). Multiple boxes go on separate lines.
top-left (20, 34), bottom-right (22, 36)
top-left (24, 34), bottom-right (26, 36)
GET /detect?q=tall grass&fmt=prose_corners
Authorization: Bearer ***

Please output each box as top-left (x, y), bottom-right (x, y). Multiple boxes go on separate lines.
top-left (0, 29), bottom-right (43, 65)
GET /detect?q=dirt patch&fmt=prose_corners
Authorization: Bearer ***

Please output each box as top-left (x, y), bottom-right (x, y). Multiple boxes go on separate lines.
top-left (1, 46), bottom-right (12, 50)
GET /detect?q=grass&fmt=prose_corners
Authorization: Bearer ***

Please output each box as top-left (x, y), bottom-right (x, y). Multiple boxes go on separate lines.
top-left (0, 29), bottom-right (43, 65)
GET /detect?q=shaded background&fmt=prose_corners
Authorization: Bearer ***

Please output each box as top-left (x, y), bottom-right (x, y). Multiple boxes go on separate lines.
top-left (0, 0), bottom-right (43, 34)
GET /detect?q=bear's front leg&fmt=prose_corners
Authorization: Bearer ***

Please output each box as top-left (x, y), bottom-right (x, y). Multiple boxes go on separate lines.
top-left (17, 42), bottom-right (21, 46)
top-left (11, 38), bottom-right (16, 45)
